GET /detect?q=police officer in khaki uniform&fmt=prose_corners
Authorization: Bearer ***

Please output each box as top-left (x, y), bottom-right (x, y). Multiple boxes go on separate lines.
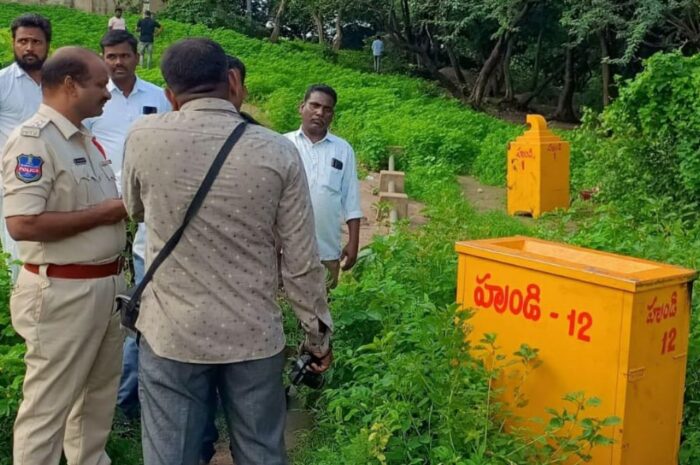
top-left (2, 47), bottom-right (127, 465)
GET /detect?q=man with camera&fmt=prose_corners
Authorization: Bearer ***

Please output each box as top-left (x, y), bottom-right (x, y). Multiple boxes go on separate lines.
top-left (121, 38), bottom-right (333, 465)
top-left (83, 29), bottom-right (170, 422)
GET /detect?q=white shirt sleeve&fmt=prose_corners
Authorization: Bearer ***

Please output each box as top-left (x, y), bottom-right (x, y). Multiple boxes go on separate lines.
top-left (340, 146), bottom-right (362, 222)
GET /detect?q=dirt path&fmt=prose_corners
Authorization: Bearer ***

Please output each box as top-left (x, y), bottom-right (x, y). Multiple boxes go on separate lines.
top-left (459, 175), bottom-right (535, 226)
top-left (458, 175), bottom-right (507, 213)
top-left (208, 174), bottom-right (426, 465)
top-left (345, 172), bottom-right (428, 249)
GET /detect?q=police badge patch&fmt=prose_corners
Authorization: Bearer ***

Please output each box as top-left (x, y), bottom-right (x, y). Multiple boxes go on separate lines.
top-left (15, 154), bottom-right (44, 183)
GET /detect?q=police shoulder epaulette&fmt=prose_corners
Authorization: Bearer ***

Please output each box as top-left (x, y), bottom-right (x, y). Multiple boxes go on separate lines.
top-left (20, 119), bottom-right (50, 138)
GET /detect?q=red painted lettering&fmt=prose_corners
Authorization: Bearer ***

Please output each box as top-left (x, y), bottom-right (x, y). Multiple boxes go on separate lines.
top-left (473, 274), bottom-right (541, 322)
top-left (646, 292), bottom-right (678, 324)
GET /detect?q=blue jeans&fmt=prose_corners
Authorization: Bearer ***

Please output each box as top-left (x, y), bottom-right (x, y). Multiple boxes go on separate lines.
top-left (139, 339), bottom-right (287, 465)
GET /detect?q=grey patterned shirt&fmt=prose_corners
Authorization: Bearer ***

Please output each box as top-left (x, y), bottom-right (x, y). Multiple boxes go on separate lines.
top-left (122, 98), bottom-right (331, 363)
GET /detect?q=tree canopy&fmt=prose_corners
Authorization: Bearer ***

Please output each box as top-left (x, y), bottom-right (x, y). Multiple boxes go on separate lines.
top-left (162, 0), bottom-right (700, 122)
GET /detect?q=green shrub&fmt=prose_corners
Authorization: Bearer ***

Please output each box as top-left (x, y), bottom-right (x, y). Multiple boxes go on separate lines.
top-left (576, 52), bottom-right (700, 208)
top-left (0, 254), bottom-right (21, 465)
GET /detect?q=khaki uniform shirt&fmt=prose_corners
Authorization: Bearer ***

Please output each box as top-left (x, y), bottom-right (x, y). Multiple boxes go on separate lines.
top-left (122, 98), bottom-right (332, 363)
top-left (2, 104), bottom-right (126, 265)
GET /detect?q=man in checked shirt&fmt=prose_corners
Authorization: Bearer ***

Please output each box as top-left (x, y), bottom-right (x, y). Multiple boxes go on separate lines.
top-left (122, 38), bottom-right (332, 465)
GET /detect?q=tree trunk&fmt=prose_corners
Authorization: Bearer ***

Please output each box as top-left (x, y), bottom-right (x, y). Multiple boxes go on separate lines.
top-left (553, 47), bottom-right (578, 122)
top-left (530, 26), bottom-right (544, 91)
top-left (332, 12), bottom-right (343, 51)
top-left (446, 44), bottom-right (466, 86)
top-left (385, 2), bottom-right (462, 99)
top-left (502, 36), bottom-right (515, 102)
top-left (419, 48), bottom-right (462, 98)
top-left (518, 61), bottom-right (565, 109)
top-left (599, 30), bottom-right (612, 106)
top-left (270, 0), bottom-right (286, 43)
top-left (469, 1), bottom-right (532, 107)
top-left (470, 34), bottom-right (507, 107)
top-left (401, 0), bottom-right (413, 44)
top-left (246, 0), bottom-right (253, 22)
top-left (313, 11), bottom-right (324, 45)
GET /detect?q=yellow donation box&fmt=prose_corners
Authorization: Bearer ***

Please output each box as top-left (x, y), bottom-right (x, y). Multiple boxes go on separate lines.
top-left (455, 236), bottom-right (697, 465)
top-left (507, 115), bottom-right (569, 218)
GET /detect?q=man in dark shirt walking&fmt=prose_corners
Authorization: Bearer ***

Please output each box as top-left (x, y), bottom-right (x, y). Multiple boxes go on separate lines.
top-left (136, 11), bottom-right (161, 68)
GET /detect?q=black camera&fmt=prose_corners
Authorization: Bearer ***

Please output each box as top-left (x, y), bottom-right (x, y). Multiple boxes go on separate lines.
top-left (289, 352), bottom-right (324, 389)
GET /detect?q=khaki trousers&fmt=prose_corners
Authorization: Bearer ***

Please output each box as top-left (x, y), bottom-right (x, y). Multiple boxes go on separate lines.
top-left (11, 267), bottom-right (126, 465)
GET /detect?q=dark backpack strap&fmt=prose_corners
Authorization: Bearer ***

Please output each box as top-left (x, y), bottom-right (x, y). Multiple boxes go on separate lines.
top-left (126, 122), bottom-right (247, 313)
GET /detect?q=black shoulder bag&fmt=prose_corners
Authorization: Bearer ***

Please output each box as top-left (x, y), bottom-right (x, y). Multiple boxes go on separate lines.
top-left (117, 122), bottom-right (248, 332)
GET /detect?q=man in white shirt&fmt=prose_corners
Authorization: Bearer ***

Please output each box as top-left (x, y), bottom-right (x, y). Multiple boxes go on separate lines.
top-left (371, 35), bottom-right (384, 73)
top-left (0, 13), bottom-right (51, 279)
top-left (285, 84), bottom-right (362, 288)
top-left (83, 29), bottom-right (170, 421)
top-left (108, 8), bottom-right (127, 31)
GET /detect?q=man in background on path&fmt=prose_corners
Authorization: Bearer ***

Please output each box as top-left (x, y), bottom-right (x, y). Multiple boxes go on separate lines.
top-left (371, 35), bottom-right (384, 73)
top-left (122, 38), bottom-right (332, 465)
top-left (83, 28), bottom-right (170, 422)
top-left (108, 7), bottom-right (126, 31)
top-left (0, 13), bottom-right (51, 280)
top-left (3, 46), bottom-right (127, 465)
top-left (285, 84), bottom-right (362, 289)
top-left (136, 10), bottom-right (162, 69)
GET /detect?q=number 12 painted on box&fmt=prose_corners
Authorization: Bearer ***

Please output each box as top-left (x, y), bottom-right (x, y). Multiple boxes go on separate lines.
top-left (661, 328), bottom-right (677, 354)
top-left (567, 309), bottom-right (592, 342)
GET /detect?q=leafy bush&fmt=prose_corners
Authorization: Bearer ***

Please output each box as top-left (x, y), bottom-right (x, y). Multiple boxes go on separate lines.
top-left (161, 0), bottom-right (266, 37)
top-left (575, 52), bottom-right (700, 208)
top-left (0, 255), bottom-right (21, 465)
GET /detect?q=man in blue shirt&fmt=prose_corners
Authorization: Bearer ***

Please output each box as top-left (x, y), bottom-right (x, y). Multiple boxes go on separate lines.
top-left (371, 35), bottom-right (384, 73)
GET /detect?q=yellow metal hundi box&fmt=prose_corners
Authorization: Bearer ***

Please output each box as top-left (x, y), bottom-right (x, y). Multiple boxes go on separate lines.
top-left (507, 115), bottom-right (570, 218)
top-left (455, 236), bottom-right (696, 465)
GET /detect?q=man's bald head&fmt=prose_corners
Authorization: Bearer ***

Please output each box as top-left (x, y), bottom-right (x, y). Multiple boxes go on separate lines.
top-left (40, 46), bottom-right (112, 122)
top-left (41, 46), bottom-right (105, 91)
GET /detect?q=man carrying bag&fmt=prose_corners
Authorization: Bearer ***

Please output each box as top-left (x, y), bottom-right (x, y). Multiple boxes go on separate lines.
top-left (120, 38), bottom-right (332, 465)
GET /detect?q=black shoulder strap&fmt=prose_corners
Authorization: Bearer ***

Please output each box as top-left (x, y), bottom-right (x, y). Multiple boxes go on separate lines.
top-left (126, 122), bottom-right (247, 311)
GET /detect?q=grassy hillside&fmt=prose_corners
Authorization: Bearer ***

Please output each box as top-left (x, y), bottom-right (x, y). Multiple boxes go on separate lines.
top-left (0, 3), bottom-right (521, 184)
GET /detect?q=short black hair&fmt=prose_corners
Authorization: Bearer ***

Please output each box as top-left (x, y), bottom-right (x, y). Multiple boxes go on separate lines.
top-left (115, 7), bottom-right (122, 12)
top-left (161, 38), bottom-right (228, 95)
top-left (11, 13), bottom-right (52, 43)
top-left (226, 55), bottom-right (246, 85)
top-left (144, 10), bottom-right (152, 16)
top-left (304, 84), bottom-right (337, 106)
top-left (100, 30), bottom-right (138, 54)
top-left (41, 49), bottom-right (93, 90)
